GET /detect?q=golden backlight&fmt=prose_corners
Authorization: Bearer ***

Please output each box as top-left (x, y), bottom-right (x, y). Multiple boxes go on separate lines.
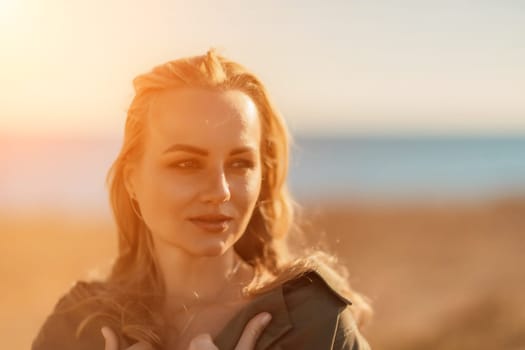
top-left (2, 1), bottom-right (525, 349)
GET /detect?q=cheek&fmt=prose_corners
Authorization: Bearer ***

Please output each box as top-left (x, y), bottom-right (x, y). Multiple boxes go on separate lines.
top-left (141, 168), bottom-right (195, 212)
top-left (159, 174), bottom-right (197, 205)
top-left (232, 172), bottom-right (262, 208)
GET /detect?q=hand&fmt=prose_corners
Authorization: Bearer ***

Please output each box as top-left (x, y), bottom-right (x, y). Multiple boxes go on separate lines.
top-left (234, 312), bottom-right (272, 350)
top-left (101, 312), bottom-right (272, 350)
top-left (101, 327), bottom-right (154, 350)
top-left (188, 312), bottom-right (272, 350)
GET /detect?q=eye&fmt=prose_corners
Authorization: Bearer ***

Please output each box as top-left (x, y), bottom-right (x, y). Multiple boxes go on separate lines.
top-left (171, 159), bottom-right (200, 169)
top-left (230, 159), bottom-right (255, 169)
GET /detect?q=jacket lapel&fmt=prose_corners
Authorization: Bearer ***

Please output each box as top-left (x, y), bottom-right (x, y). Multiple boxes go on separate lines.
top-left (213, 284), bottom-right (293, 350)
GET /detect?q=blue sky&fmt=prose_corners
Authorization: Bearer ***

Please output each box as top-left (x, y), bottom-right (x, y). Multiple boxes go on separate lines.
top-left (1, 0), bottom-right (524, 136)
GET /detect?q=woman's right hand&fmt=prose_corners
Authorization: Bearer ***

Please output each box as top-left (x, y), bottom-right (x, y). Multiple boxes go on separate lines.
top-left (188, 312), bottom-right (272, 350)
top-left (102, 311), bottom-right (272, 350)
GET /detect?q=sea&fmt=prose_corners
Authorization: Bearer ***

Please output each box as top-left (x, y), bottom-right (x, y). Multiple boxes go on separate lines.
top-left (2, 135), bottom-right (525, 214)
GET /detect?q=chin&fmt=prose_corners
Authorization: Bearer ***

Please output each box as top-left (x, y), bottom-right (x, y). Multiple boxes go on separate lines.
top-left (185, 228), bottom-right (240, 257)
top-left (186, 239), bottom-right (232, 257)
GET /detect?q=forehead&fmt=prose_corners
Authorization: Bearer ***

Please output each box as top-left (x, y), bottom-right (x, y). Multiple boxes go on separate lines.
top-left (145, 88), bottom-right (261, 153)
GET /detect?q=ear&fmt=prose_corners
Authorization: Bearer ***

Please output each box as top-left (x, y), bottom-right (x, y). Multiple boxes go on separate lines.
top-left (123, 163), bottom-right (138, 199)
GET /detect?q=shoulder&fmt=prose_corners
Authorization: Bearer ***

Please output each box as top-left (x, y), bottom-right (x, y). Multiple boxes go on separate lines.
top-left (278, 269), bottom-right (371, 350)
top-left (32, 280), bottom-right (109, 350)
top-left (56, 280), bottom-right (107, 308)
top-left (282, 269), bottom-right (353, 307)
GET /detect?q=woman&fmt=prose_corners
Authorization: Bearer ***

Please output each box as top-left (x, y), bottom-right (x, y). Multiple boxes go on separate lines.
top-left (32, 49), bottom-right (372, 350)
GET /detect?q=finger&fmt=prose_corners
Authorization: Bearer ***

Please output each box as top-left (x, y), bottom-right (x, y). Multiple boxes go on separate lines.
top-left (101, 327), bottom-right (119, 350)
top-left (127, 341), bottom-right (156, 350)
top-left (188, 333), bottom-right (219, 350)
top-left (234, 312), bottom-right (272, 350)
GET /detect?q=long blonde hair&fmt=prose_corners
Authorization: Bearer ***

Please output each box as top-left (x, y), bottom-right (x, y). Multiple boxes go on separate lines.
top-left (81, 49), bottom-right (371, 347)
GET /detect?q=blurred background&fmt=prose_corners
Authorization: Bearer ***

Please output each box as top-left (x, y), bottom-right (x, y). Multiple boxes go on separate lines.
top-left (1, 0), bottom-right (524, 349)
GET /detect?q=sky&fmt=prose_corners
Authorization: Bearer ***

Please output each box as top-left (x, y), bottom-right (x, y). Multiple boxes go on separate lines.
top-left (1, 0), bottom-right (524, 137)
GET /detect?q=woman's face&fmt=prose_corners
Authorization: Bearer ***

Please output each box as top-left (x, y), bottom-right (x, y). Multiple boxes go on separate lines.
top-left (126, 88), bottom-right (262, 257)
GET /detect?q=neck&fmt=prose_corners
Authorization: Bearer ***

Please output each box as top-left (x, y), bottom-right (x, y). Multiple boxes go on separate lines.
top-left (153, 241), bottom-right (251, 310)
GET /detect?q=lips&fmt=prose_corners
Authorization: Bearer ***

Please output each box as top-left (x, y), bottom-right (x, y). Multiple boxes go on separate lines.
top-left (189, 214), bottom-right (233, 221)
top-left (188, 214), bottom-right (233, 233)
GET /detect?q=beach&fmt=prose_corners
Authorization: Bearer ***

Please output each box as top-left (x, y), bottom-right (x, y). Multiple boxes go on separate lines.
top-left (2, 196), bottom-right (524, 349)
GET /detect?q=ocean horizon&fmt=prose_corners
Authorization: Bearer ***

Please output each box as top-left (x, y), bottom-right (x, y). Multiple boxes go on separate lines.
top-left (2, 134), bottom-right (525, 213)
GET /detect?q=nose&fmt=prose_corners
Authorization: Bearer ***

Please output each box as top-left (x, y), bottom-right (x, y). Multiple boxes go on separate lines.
top-left (201, 167), bottom-right (231, 204)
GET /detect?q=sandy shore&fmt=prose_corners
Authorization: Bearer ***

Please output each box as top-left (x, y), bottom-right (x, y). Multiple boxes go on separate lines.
top-left (2, 197), bottom-right (524, 349)
top-left (298, 197), bottom-right (525, 349)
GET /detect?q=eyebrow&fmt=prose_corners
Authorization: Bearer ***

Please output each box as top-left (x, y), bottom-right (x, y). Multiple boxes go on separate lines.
top-left (162, 144), bottom-right (256, 156)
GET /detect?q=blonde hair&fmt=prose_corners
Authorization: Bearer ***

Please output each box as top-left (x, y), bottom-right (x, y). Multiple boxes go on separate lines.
top-left (79, 49), bottom-right (372, 347)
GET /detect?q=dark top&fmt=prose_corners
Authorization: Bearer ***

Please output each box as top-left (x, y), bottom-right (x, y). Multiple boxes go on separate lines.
top-left (32, 270), bottom-right (371, 349)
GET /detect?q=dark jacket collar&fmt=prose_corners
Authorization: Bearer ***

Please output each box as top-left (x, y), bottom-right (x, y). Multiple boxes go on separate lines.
top-left (213, 282), bottom-right (293, 350)
top-left (213, 269), bottom-right (352, 350)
